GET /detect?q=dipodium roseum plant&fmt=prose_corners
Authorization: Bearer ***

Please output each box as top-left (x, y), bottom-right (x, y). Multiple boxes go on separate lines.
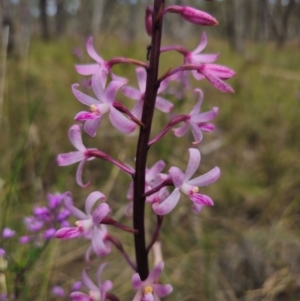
top-left (55, 1), bottom-right (235, 300)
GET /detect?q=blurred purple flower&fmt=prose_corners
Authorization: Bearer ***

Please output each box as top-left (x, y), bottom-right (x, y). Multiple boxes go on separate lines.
top-left (2, 227), bottom-right (16, 238)
top-left (52, 286), bottom-right (65, 297)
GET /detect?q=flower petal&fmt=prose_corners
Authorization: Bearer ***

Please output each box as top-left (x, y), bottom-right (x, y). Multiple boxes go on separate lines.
top-left (192, 203), bottom-right (205, 214)
top-left (173, 123), bottom-right (189, 138)
top-left (86, 37), bottom-right (104, 64)
top-left (76, 158), bottom-right (89, 188)
top-left (131, 100), bottom-right (144, 120)
top-left (82, 268), bottom-right (99, 291)
top-left (190, 193), bottom-right (214, 206)
top-left (187, 166), bottom-right (220, 187)
top-left (152, 188), bottom-right (181, 215)
top-left (147, 261), bottom-right (164, 283)
top-left (101, 280), bottom-right (113, 300)
top-left (122, 86), bottom-right (141, 101)
top-left (75, 64), bottom-right (99, 76)
top-left (92, 203), bottom-right (110, 225)
top-left (92, 69), bottom-right (106, 101)
top-left (155, 96), bottom-right (174, 113)
top-left (92, 227), bottom-right (109, 256)
top-left (85, 191), bottom-right (106, 216)
top-left (132, 273), bottom-right (142, 290)
top-left (184, 148), bottom-right (201, 182)
top-left (57, 152), bottom-right (85, 166)
top-left (84, 118), bottom-right (102, 137)
top-left (146, 160), bottom-right (166, 182)
top-left (203, 71), bottom-right (234, 93)
top-left (191, 107), bottom-right (218, 123)
top-left (192, 53), bottom-right (219, 64)
top-left (169, 166), bottom-right (185, 187)
top-left (64, 192), bottom-right (87, 219)
top-left (189, 123), bottom-right (203, 144)
top-left (192, 32), bottom-right (207, 55)
top-left (105, 80), bottom-right (126, 105)
top-left (70, 291), bottom-right (91, 301)
top-left (153, 283), bottom-right (173, 297)
top-left (55, 227), bottom-right (82, 239)
top-left (109, 107), bottom-right (136, 134)
top-left (132, 290), bottom-right (143, 301)
top-left (136, 67), bottom-right (147, 92)
top-left (75, 111), bottom-right (99, 121)
top-left (190, 89), bottom-right (203, 116)
top-left (68, 124), bottom-right (86, 151)
top-left (72, 84), bottom-right (99, 106)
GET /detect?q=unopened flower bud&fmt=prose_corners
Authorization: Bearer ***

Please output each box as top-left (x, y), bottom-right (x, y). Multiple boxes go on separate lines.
top-left (145, 6), bottom-right (153, 36)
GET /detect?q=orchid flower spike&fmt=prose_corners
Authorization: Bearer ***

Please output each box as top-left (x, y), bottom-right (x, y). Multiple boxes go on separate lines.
top-left (55, 192), bottom-right (111, 257)
top-left (152, 148), bottom-right (220, 215)
top-left (75, 37), bottom-right (126, 84)
top-left (132, 261), bottom-right (173, 301)
top-left (56, 124), bottom-right (96, 187)
top-left (70, 264), bottom-right (113, 301)
top-left (73, 68), bottom-right (136, 137)
top-left (173, 89), bottom-right (218, 144)
top-left (122, 67), bottom-right (174, 119)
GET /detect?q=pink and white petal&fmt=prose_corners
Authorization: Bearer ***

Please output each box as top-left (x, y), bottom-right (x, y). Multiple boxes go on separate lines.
top-left (101, 280), bottom-right (113, 299)
top-left (82, 268), bottom-right (99, 291)
top-left (192, 53), bottom-right (219, 64)
top-left (70, 291), bottom-right (91, 301)
top-left (132, 290), bottom-right (143, 301)
top-left (92, 227), bottom-right (108, 256)
top-left (85, 245), bottom-right (94, 262)
top-left (153, 283), bottom-right (173, 298)
top-left (202, 71), bottom-right (234, 93)
top-left (189, 123), bottom-right (203, 144)
top-left (152, 188), bottom-right (181, 215)
top-left (72, 84), bottom-right (99, 106)
top-left (190, 193), bottom-right (214, 206)
top-left (92, 203), bottom-right (110, 225)
top-left (75, 111), bottom-right (99, 121)
top-left (55, 227), bottom-right (82, 239)
top-left (121, 86), bottom-right (141, 101)
top-left (68, 124), bottom-right (86, 151)
top-left (132, 273), bottom-right (142, 290)
top-left (86, 37), bottom-right (104, 64)
top-left (200, 123), bottom-right (215, 132)
top-left (109, 107), bottom-right (136, 134)
top-left (157, 78), bottom-right (169, 94)
top-left (192, 70), bottom-right (205, 81)
top-left (84, 117), bottom-right (102, 137)
top-left (136, 67), bottom-right (147, 92)
top-left (187, 166), bottom-right (221, 187)
top-left (92, 69), bottom-right (106, 101)
top-left (183, 148), bottom-right (201, 182)
top-left (105, 80), bottom-right (126, 105)
top-left (155, 96), bottom-right (174, 113)
top-left (85, 191), bottom-right (106, 216)
top-left (147, 262), bottom-right (164, 283)
top-left (169, 167), bottom-right (185, 187)
top-left (75, 64), bottom-right (99, 76)
top-left (57, 152), bottom-right (85, 166)
top-left (96, 263), bottom-right (107, 286)
top-left (131, 100), bottom-right (144, 120)
top-left (192, 203), bottom-right (205, 214)
top-left (190, 89), bottom-right (203, 115)
top-left (173, 123), bottom-right (189, 138)
top-left (191, 107), bottom-right (218, 123)
top-left (76, 158), bottom-right (90, 188)
top-left (192, 32), bottom-right (207, 55)
top-left (63, 192), bottom-right (87, 219)
top-left (204, 64), bottom-right (236, 79)
top-left (146, 160), bottom-right (166, 182)
top-left (143, 293), bottom-right (155, 301)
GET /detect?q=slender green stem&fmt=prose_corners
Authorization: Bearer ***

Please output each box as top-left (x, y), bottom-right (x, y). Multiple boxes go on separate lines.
top-left (133, 0), bottom-right (165, 280)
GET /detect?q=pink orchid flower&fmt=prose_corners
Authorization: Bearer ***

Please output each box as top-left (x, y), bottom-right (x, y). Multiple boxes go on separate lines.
top-left (55, 192), bottom-right (111, 257)
top-left (56, 124), bottom-right (96, 187)
top-left (75, 37), bottom-right (126, 84)
top-left (132, 261), bottom-right (173, 301)
top-left (173, 89), bottom-right (218, 144)
top-left (70, 264), bottom-right (112, 301)
top-left (152, 148), bottom-right (220, 215)
top-left (122, 67), bottom-right (174, 119)
top-left (73, 68), bottom-right (136, 137)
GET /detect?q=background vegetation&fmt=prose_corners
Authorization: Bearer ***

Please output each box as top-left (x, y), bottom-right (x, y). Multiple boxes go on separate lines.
top-left (1, 1), bottom-right (300, 301)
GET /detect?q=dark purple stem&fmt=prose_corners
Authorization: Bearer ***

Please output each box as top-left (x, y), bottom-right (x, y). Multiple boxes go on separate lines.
top-left (107, 236), bottom-right (137, 272)
top-left (133, 0), bottom-right (165, 281)
top-left (147, 215), bottom-right (164, 253)
top-left (148, 115), bottom-right (189, 146)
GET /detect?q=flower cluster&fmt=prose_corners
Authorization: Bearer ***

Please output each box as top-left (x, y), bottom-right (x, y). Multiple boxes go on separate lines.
top-left (54, 2), bottom-right (234, 301)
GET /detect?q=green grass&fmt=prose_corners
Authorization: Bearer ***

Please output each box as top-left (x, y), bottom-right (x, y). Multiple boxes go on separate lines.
top-left (1, 34), bottom-right (300, 300)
